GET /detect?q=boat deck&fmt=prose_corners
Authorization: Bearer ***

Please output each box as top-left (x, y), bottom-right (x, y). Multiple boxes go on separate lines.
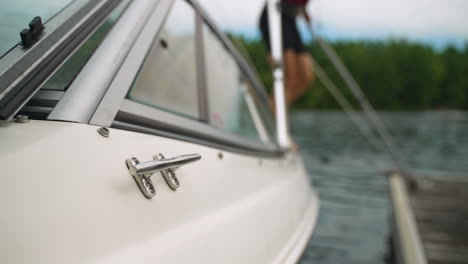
top-left (410, 176), bottom-right (468, 264)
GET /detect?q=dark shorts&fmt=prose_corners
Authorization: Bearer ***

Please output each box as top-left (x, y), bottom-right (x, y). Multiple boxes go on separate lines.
top-left (259, 7), bottom-right (305, 53)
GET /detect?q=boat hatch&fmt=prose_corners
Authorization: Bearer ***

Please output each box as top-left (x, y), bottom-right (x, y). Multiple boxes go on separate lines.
top-left (0, 0), bottom-right (128, 121)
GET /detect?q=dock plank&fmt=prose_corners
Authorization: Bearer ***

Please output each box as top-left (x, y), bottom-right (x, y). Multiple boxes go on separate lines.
top-left (409, 176), bottom-right (468, 264)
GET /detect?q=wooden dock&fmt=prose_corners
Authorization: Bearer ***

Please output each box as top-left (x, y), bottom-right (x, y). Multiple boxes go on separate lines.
top-left (389, 173), bottom-right (468, 264)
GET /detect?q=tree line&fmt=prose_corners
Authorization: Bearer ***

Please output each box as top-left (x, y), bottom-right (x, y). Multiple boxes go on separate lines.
top-left (231, 35), bottom-right (468, 110)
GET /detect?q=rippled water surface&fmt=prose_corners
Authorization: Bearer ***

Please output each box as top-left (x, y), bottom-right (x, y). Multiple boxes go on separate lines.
top-left (292, 111), bottom-right (468, 264)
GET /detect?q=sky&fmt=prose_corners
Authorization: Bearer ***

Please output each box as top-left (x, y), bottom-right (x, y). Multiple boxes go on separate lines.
top-left (197, 0), bottom-right (468, 49)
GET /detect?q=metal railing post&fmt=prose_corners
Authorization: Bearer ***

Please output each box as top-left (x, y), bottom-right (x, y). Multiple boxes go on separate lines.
top-left (267, 0), bottom-right (291, 149)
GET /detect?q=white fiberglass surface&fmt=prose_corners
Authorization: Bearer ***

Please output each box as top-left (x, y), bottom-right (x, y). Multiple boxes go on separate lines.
top-left (0, 121), bottom-right (317, 263)
top-left (0, 0), bottom-right (74, 57)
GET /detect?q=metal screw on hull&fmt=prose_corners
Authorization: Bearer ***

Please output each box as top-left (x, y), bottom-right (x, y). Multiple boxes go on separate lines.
top-left (15, 115), bottom-right (29, 123)
top-left (97, 127), bottom-right (110, 138)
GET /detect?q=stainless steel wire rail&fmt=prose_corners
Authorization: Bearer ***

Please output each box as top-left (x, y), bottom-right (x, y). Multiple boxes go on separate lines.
top-left (312, 59), bottom-right (385, 153)
top-left (307, 24), bottom-right (413, 179)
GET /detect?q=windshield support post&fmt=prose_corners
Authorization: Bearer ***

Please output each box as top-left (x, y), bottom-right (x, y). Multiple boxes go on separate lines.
top-left (267, 0), bottom-right (291, 150)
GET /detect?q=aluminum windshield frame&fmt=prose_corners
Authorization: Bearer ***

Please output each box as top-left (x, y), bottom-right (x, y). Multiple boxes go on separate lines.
top-left (48, 0), bottom-right (160, 123)
top-left (12, 0), bottom-right (282, 156)
top-left (87, 0), bottom-right (177, 126)
top-left (86, 0), bottom-right (281, 156)
top-left (116, 99), bottom-right (281, 156)
top-left (89, 0), bottom-right (275, 127)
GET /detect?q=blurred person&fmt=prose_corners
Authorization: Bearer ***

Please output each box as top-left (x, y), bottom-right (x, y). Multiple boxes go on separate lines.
top-left (259, 0), bottom-right (315, 107)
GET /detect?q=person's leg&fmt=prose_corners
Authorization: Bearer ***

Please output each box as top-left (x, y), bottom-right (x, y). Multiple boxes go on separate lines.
top-left (267, 51), bottom-right (313, 108)
top-left (284, 49), bottom-right (299, 106)
top-left (263, 16), bottom-right (312, 107)
top-left (292, 52), bottom-right (314, 103)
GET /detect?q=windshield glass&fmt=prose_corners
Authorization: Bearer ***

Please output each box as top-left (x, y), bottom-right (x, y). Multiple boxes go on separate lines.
top-left (0, 0), bottom-right (74, 58)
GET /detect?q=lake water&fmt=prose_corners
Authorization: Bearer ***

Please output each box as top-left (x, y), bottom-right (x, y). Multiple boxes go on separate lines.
top-left (292, 111), bottom-right (468, 264)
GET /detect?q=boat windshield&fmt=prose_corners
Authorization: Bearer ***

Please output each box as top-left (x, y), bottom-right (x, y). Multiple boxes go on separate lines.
top-left (0, 0), bottom-right (74, 58)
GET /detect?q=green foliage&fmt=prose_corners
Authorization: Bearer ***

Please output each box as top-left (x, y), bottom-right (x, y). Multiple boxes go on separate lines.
top-left (230, 35), bottom-right (468, 110)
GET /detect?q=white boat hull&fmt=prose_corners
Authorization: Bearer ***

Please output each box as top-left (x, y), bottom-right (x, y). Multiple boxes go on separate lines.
top-left (0, 121), bottom-right (318, 263)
